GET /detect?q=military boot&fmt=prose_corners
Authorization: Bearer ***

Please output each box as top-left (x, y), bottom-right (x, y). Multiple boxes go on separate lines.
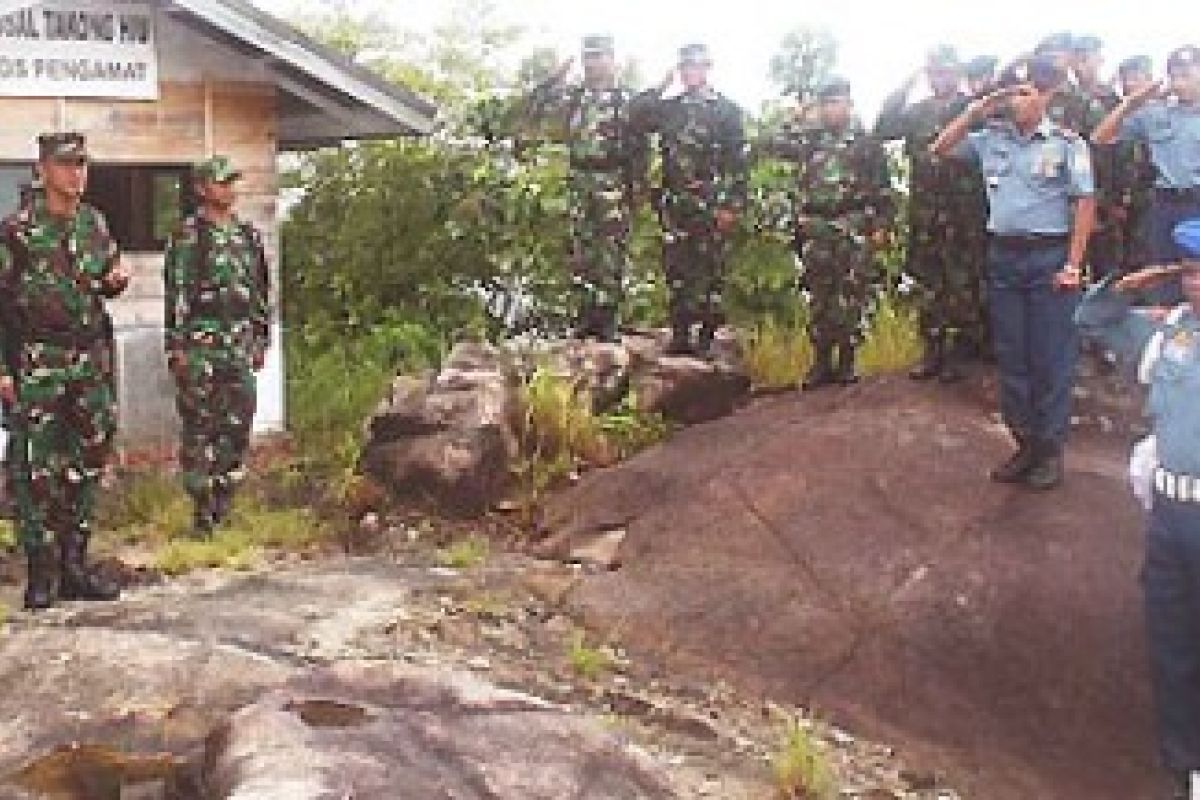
top-left (1024, 441), bottom-right (1064, 491)
top-left (909, 333), bottom-right (943, 381)
top-left (834, 342), bottom-right (860, 386)
top-left (938, 335), bottom-right (967, 384)
top-left (666, 321), bottom-right (695, 356)
top-left (696, 322), bottom-right (717, 360)
top-left (58, 528), bottom-right (120, 602)
top-left (802, 346), bottom-right (836, 391)
top-left (211, 483), bottom-right (235, 527)
top-left (190, 489), bottom-right (215, 540)
top-left (595, 306), bottom-right (620, 344)
top-left (990, 434), bottom-right (1038, 484)
top-left (23, 544), bottom-right (57, 611)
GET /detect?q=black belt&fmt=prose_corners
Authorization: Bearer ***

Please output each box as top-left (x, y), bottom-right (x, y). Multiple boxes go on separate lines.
top-left (992, 233), bottom-right (1068, 249)
top-left (1155, 187), bottom-right (1200, 203)
top-left (800, 203), bottom-right (871, 216)
top-left (27, 329), bottom-right (106, 347)
top-left (570, 158), bottom-right (623, 172)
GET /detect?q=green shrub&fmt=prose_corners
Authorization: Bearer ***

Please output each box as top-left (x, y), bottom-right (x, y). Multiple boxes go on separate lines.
top-left (771, 720), bottom-right (836, 799)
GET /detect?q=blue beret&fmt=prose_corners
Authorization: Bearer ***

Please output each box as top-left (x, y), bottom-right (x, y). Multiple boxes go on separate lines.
top-left (1174, 219), bottom-right (1200, 260)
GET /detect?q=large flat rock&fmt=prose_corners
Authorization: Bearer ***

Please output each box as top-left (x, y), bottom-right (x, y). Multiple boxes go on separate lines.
top-left (545, 376), bottom-right (1158, 800)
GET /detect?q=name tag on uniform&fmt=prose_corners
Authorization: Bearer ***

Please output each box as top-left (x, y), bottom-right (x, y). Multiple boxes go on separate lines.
top-left (1036, 143), bottom-right (1062, 179)
top-left (1164, 330), bottom-right (1195, 364)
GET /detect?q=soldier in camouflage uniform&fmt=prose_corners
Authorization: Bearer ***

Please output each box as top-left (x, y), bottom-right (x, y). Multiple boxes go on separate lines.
top-left (1069, 36), bottom-right (1123, 282)
top-left (527, 35), bottom-right (645, 341)
top-left (965, 55), bottom-right (1001, 354)
top-left (966, 55), bottom-right (999, 99)
top-left (1114, 55), bottom-right (1157, 271)
top-left (876, 46), bottom-right (986, 382)
top-left (164, 156), bottom-right (269, 537)
top-left (630, 43), bottom-right (747, 356)
top-left (0, 132), bottom-right (130, 611)
top-left (766, 78), bottom-right (893, 389)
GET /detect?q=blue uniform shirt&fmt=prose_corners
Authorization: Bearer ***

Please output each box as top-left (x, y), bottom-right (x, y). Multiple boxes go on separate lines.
top-left (1076, 280), bottom-right (1200, 475)
top-left (954, 117), bottom-right (1095, 235)
top-left (1118, 100), bottom-right (1200, 190)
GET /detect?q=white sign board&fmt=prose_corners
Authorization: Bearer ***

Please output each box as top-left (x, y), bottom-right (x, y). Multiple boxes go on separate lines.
top-left (0, 1), bottom-right (158, 99)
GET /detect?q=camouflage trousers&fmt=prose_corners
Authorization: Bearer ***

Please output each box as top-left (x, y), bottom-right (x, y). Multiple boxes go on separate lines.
top-left (662, 221), bottom-right (730, 332)
top-left (799, 219), bottom-right (879, 348)
top-left (5, 343), bottom-right (117, 550)
top-left (906, 198), bottom-right (987, 341)
top-left (173, 346), bottom-right (256, 503)
top-left (569, 171), bottom-right (631, 326)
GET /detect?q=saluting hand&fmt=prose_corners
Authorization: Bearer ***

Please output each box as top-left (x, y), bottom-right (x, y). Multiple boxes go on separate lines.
top-left (1124, 80), bottom-right (1164, 110)
top-left (1114, 264), bottom-right (1182, 293)
top-left (658, 69), bottom-right (676, 94)
top-left (553, 57), bottom-right (576, 81)
top-left (971, 83), bottom-right (1034, 119)
top-left (0, 376), bottom-right (15, 406)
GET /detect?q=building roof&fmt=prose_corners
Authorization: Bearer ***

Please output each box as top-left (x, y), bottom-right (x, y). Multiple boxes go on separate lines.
top-left (168, 0), bottom-right (438, 146)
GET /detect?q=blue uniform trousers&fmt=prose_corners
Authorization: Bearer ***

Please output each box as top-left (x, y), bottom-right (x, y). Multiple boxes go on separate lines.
top-left (987, 238), bottom-right (1079, 447)
top-left (1144, 493), bottom-right (1200, 781)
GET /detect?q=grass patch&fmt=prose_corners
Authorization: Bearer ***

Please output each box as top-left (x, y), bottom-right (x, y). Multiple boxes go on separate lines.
top-left (436, 536), bottom-right (489, 570)
top-left (771, 719), bottom-right (836, 800)
top-left (567, 631), bottom-right (615, 681)
top-left (0, 519), bottom-right (16, 551)
top-left (98, 472), bottom-right (192, 545)
top-left (153, 502), bottom-right (330, 576)
top-left (859, 292), bottom-right (922, 376)
top-left (513, 367), bottom-right (670, 530)
top-left (742, 319), bottom-right (812, 390)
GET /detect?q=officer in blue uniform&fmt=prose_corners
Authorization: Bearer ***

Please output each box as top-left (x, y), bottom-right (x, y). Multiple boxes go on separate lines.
top-left (1093, 45), bottom-right (1200, 301)
top-left (1075, 219), bottom-right (1200, 800)
top-left (932, 56), bottom-right (1096, 490)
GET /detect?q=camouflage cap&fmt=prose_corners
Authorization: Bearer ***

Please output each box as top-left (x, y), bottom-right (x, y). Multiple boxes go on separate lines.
top-left (997, 55), bottom-right (1065, 93)
top-left (194, 155), bottom-right (243, 184)
top-left (1118, 55), bottom-right (1153, 76)
top-left (965, 55), bottom-right (999, 79)
top-left (1174, 219), bottom-right (1200, 261)
top-left (37, 131), bottom-right (88, 163)
top-left (1071, 35), bottom-right (1102, 54)
top-left (817, 76), bottom-right (852, 100)
top-left (1167, 45), bottom-right (1200, 74)
top-left (926, 44), bottom-right (962, 70)
top-left (581, 35), bottom-right (614, 56)
top-left (1034, 32), bottom-right (1074, 56)
top-left (678, 43), bottom-right (712, 67)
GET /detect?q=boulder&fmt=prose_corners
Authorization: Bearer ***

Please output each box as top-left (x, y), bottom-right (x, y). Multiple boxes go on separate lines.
top-left (362, 426), bottom-right (513, 517)
top-left (203, 661), bottom-right (674, 800)
top-left (363, 343), bottom-right (518, 516)
top-left (631, 355), bottom-right (751, 425)
top-left (362, 332), bottom-right (752, 516)
top-left (543, 376), bottom-right (1159, 800)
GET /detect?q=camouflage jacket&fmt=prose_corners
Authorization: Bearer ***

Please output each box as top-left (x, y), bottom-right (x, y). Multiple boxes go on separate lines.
top-left (528, 78), bottom-right (647, 190)
top-left (764, 119), bottom-right (893, 231)
top-left (630, 86), bottom-right (748, 220)
top-left (874, 90), bottom-right (980, 195)
top-left (163, 215), bottom-right (270, 357)
top-left (1049, 82), bottom-right (1121, 205)
top-left (0, 199), bottom-right (121, 379)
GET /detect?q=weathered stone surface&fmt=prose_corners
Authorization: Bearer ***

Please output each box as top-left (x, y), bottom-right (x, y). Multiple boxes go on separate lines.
top-left (204, 661), bottom-right (674, 800)
top-left (362, 331), bottom-right (753, 517)
top-left (362, 426), bottom-right (513, 517)
top-left (631, 355), bottom-right (751, 425)
top-left (546, 376), bottom-right (1158, 800)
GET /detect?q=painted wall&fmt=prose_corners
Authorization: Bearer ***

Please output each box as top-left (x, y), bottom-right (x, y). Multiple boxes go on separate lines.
top-left (0, 8), bottom-right (285, 454)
